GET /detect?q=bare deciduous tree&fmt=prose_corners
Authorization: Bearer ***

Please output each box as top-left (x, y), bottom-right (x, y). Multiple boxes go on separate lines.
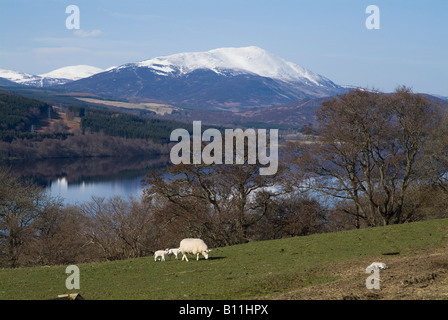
top-left (0, 168), bottom-right (46, 267)
top-left (80, 196), bottom-right (155, 261)
top-left (290, 87), bottom-right (442, 227)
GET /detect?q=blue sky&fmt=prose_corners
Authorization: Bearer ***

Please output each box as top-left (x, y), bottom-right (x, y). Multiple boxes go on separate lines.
top-left (1, 0), bottom-right (447, 96)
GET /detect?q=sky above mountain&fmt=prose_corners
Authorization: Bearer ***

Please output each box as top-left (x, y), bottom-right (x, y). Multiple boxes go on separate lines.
top-left (0, 0), bottom-right (447, 96)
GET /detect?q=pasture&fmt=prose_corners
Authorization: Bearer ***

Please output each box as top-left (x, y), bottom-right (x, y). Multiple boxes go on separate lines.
top-left (1, 218), bottom-right (448, 300)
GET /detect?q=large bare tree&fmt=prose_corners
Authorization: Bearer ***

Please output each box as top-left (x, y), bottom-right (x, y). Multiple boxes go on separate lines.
top-left (80, 196), bottom-right (155, 261)
top-left (291, 87), bottom-right (442, 227)
top-left (0, 168), bottom-right (48, 267)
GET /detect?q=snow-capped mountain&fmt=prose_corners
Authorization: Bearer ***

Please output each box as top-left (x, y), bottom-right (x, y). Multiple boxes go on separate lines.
top-left (0, 69), bottom-right (41, 86)
top-left (0, 65), bottom-right (104, 87)
top-left (136, 46), bottom-right (333, 86)
top-left (0, 47), bottom-right (347, 108)
top-left (39, 65), bottom-right (104, 81)
top-left (63, 46), bottom-right (346, 109)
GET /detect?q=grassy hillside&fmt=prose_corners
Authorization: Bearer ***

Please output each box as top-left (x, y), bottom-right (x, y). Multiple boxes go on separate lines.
top-left (1, 218), bottom-right (448, 300)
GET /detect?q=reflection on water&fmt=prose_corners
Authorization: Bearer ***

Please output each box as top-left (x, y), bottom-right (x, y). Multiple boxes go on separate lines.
top-left (50, 175), bottom-right (148, 206)
top-left (6, 155), bottom-right (169, 206)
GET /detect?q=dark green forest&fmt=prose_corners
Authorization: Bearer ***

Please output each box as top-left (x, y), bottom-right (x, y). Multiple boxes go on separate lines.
top-left (0, 90), bottom-right (193, 160)
top-left (0, 90), bottom-right (60, 142)
top-left (0, 89), bottom-right (193, 143)
top-left (69, 105), bottom-right (192, 143)
top-left (0, 90), bottom-right (50, 131)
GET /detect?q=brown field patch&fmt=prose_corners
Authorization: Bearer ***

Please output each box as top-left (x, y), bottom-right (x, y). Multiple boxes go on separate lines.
top-left (273, 247), bottom-right (448, 300)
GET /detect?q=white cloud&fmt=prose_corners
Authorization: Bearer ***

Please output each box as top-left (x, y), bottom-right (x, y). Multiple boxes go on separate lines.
top-left (73, 29), bottom-right (103, 38)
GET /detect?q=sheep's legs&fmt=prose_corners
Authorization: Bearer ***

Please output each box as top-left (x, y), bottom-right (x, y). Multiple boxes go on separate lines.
top-left (182, 254), bottom-right (189, 262)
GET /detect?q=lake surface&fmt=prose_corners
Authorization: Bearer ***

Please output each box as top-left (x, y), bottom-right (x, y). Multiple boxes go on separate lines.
top-left (7, 155), bottom-right (169, 206)
top-left (48, 174), bottom-right (147, 206)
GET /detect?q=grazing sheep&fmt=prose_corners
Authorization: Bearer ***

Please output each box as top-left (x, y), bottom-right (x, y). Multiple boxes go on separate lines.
top-left (367, 262), bottom-right (388, 270)
top-left (179, 238), bottom-right (210, 262)
top-left (167, 248), bottom-right (181, 260)
top-left (154, 249), bottom-right (169, 262)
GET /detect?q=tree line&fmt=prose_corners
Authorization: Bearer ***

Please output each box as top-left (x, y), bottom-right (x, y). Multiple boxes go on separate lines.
top-left (70, 105), bottom-right (193, 142)
top-left (1, 87), bottom-right (448, 268)
top-left (0, 133), bottom-right (170, 161)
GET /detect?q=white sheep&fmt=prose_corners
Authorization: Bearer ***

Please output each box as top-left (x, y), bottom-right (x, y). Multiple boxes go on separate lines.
top-left (167, 248), bottom-right (181, 260)
top-left (179, 238), bottom-right (210, 262)
top-left (154, 249), bottom-right (169, 262)
top-left (367, 262), bottom-right (388, 270)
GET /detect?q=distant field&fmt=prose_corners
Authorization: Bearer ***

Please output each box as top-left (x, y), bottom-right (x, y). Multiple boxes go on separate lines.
top-left (1, 218), bottom-right (448, 300)
top-left (75, 97), bottom-right (179, 115)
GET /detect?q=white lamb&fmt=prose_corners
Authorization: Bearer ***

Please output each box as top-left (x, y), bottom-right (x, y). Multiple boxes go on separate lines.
top-left (154, 249), bottom-right (169, 262)
top-left (367, 262), bottom-right (388, 270)
top-left (167, 248), bottom-right (181, 260)
top-left (179, 238), bottom-right (210, 262)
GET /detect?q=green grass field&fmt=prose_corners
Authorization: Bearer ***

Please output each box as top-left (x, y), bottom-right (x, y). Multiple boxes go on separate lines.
top-left (1, 218), bottom-right (448, 300)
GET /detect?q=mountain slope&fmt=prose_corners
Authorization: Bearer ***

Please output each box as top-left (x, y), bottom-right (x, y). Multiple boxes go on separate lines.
top-left (62, 46), bottom-right (346, 109)
top-left (0, 76), bottom-right (23, 87)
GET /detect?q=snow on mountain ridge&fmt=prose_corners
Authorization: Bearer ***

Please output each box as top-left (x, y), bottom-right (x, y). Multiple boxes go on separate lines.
top-left (0, 65), bottom-right (104, 87)
top-left (137, 46), bottom-right (326, 85)
top-left (39, 65), bottom-right (104, 81)
top-left (1, 47), bottom-right (330, 88)
top-left (0, 68), bottom-right (41, 84)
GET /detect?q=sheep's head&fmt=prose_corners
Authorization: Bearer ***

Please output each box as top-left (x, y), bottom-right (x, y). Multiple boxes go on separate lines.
top-left (203, 249), bottom-right (210, 260)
